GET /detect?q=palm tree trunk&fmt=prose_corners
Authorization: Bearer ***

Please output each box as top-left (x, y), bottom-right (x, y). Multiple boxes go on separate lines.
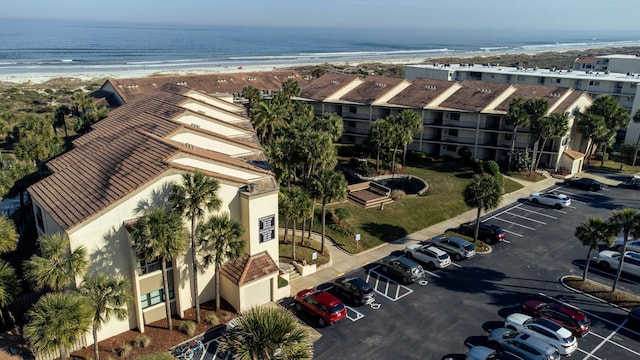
top-left (321, 202), bottom-right (327, 254)
top-left (161, 260), bottom-right (172, 330)
top-left (376, 144), bottom-right (381, 173)
top-left (583, 247), bottom-right (593, 281)
top-left (535, 138), bottom-right (548, 170)
top-left (612, 238), bottom-right (628, 292)
top-left (600, 143), bottom-right (607, 167)
top-left (59, 345), bottom-right (68, 360)
top-left (391, 145), bottom-right (399, 173)
top-left (402, 143), bottom-right (408, 167)
top-left (191, 216), bottom-right (200, 323)
top-left (307, 200), bottom-right (315, 240)
top-left (474, 207), bottom-right (482, 243)
top-left (93, 325), bottom-right (100, 360)
top-left (292, 219), bottom-right (297, 261)
top-left (284, 218), bottom-right (289, 243)
top-left (215, 269), bottom-right (221, 310)
top-left (508, 128), bottom-right (518, 172)
top-left (633, 133), bottom-right (640, 166)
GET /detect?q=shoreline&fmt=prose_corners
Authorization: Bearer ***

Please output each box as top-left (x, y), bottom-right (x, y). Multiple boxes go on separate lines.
top-left (2, 44), bottom-right (639, 85)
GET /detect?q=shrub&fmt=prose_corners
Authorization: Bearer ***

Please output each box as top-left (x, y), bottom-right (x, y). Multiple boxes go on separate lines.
top-left (390, 189), bottom-right (406, 200)
top-left (457, 146), bottom-right (472, 161)
top-left (334, 208), bottom-right (350, 221)
top-left (594, 152), bottom-right (609, 161)
top-left (204, 312), bottom-right (220, 326)
top-left (115, 342), bottom-right (133, 358)
top-left (278, 275), bottom-right (289, 288)
top-left (179, 320), bottom-right (196, 336)
top-left (219, 311), bottom-right (233, 322)
top-left (133, 334), bottom-right (151, 348)
top-left (328, 223), bottom-right (355, 236)
top-left (137, 353), bottom-right (175, 360)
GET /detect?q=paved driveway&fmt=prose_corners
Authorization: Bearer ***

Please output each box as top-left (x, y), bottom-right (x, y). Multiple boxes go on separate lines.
top-left (297, 181), bottom-right (640, 359)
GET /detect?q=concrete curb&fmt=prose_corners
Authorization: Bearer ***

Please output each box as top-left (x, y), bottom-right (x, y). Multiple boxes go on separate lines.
top-left (559, 275), bottom-right (632, 312)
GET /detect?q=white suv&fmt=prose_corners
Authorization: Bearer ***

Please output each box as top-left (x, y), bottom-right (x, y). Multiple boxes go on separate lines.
top-left (613, 236), bottom-right (640, 253)
top-left (504, 313), bottom-right (577, 356)
top-left (404, 244), bottom-right (451, 269)
top-left (430, 235), bottom-right (476, 261)
top-left (595, 250), bottom-right (640, 277)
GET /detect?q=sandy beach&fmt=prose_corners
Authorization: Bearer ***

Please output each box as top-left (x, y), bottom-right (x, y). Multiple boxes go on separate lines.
top-left (2, 44), bottom-right (639, 85)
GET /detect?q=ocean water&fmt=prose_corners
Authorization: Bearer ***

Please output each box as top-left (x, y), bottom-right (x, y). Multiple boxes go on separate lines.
top-left (1, 19), bottom-right (640, 76)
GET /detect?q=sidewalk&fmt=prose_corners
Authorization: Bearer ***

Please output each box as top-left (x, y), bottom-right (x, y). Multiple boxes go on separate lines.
top-left (289, 172), bottom-right (617, 294)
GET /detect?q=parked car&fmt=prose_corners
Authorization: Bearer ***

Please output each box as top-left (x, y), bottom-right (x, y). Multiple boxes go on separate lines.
top-left (379, 256), bottom-right (425, 284)
top-left (404, 243), bottom-right (451, 269)
top-left (594, 250), bottom-right (640, 277)
top-left (331, 277), bottom-right (375, 306)
top-left (521, 299), bottom-right (591, 337)
top-left (431, 235), bottom-right (476, 261)
top-left (620, 176), bottom-right (640, 189)
top-left (488, 328), bottom-right (560, 360)
top-left (528, 192), bottom-right (571, 209)
top-left (504, 313), bottom-right (577, 356)
top-left (452, 222), bottom-right (506, 244)
top-left (293, 289), bottom-right (346, 327)
top-left (628, 307), bottom-right (640, 328)
top-left (613, 235), bottom-right (640, 252)
top-left (564, 177), bottom-right (604, 191)
top-left (466, 346), bottom-right (524, 360)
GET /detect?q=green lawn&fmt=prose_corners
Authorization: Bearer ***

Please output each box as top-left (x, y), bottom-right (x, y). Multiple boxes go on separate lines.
top-left (313, 158), bottom-right (524, 253)
top-left (278, 235), bottom-right (331, 266)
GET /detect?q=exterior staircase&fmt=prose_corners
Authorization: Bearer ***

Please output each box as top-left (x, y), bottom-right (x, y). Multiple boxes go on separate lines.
top-left (283, 263), bottom-right (302, 281)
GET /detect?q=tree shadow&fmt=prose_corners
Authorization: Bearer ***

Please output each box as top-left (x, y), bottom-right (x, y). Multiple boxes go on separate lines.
top-left (360, 222), bottom-right (408, 243)
top-left (133, 182), bottom-right (173, 213)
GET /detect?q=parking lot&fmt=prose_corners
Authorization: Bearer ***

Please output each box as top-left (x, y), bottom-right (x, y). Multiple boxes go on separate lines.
top-left (287, 179), bottom-right (640, 359)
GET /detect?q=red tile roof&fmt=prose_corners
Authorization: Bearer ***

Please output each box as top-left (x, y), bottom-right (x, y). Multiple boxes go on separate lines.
top-left (220, 251), bottom-right (279, 285)
top-left (29, 83), bottom-right (273, 231)
top-left (102, 70), bottom-right (309, 104)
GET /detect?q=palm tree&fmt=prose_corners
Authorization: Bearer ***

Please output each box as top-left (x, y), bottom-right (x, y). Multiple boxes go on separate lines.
top-left (630, 110), bottom-right (640, 166)
top-left (241, 86), bottom-right (262, 114)
top-left (54, 104), bottom-right (71, 149)
top-left (575, 217), bottom-right (614, 281)
top-left (368, 118), bottom-right (394, 173)
top-left (534, 112), bottom-right (569, 170)
top-left (78, 274), bottom-right (132, 360)
top-left (279, 189), bottom-right (295, 246)
top-left (199, 213), bottom-right (245, 310)
top-left (309, 170), bottom-right (347, 254)
top-left (282, 78), bottom-right (301, 97)
top-left (0, 214), bottom-right (18, 254)
top-left (506, 98), bottom-right (529, 171)
top-left (24, 291), bottom-right (93, 360)
top-left (71, 91), bottom-right (96, 133)
top-left (169, 171), bottom-right (221, 324)
top-left (220, 305), bottom-right (313, 360)
top-left (394, 109), bottom-right (423, 167)
top-left (131, 207), bottom-right (188, 330)
top-left (23, 233), bottom-right (88, 292)
top-left (586, 95), bottom-right (631, 167)
top-left (0, 260), bottom-right (19, 327)
top-left (312, 113), bottom-right (344, 142)
top-left (462, 175), bottom-right (503, 245)
top-left (576, 111), bottom-right (607, 168)
top-left (251, 100), bottom-right (288, 143)
top-left (606, 207), bottom-right (640, 291)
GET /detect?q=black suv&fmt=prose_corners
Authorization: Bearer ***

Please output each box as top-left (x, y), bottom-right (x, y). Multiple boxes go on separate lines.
top-left (379, 256), bottom-right (425, 284)
top-left (331, 277), bottom-right (376, 306)
top-left (451, 222), bottom-right (505, 244)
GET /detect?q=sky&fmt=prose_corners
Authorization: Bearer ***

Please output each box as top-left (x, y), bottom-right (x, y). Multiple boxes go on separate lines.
top-left (2, 0), bottom-right (639, 33)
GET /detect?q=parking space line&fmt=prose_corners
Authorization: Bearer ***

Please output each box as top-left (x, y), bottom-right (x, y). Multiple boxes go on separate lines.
top-left (492, 217), bottom-right (536, 230)
top-left (450, 262), bottom-right (462, 268)
top-left (588, 329), bottom-right (640, 356)
top-left (575, 347), bottom-right (603, 360)
top-left (424, 269), bottom-right (441, 278)
top-left (553, 208), bottom-right (569, 213)
top-left (502, 211), bottom-right (547, 225)
top-left (345, 306), bottom-right (365, 322)
top-left (366, 266), bottom-right (414, 302)
top-left (583, 320), bottom-right (627, 360)
top-left (484, 203), bottom-right (524, 220)
top-left (501, 229), bottom-right (521, 238)
top-left (516, 207), bottom-right (558, 219)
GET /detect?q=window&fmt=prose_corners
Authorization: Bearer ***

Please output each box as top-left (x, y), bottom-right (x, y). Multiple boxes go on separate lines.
top-left (348, 121), bottom-right (356, 128)
top-left (259, 214), bottom-right (276, 243)
top-left (505, 133), bottom-right (512, 141)
top-left (448, 129), bottom-right (458, 136)
top-left (446, 145), bottom-right (457, 152)
top-left (139, 258), bottom-right (173, 275)
top-left (141, 284), bottom-right (174, 309)
top-left (348, 106), bottom-right (357, 114)
top-left (35, 205), bottom-right (44, 232)
top-left (449, 113), bottom-right (460, 121)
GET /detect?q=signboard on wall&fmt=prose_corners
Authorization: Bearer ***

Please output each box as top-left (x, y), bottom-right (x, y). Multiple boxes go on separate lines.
top-left (259, 214), bottom-right (276, 243)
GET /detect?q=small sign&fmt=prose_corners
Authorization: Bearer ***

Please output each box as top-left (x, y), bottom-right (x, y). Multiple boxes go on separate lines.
top-left (312, 252), bottom-right (318, 260)
top-left (355, 233), bottom-right (361, 241)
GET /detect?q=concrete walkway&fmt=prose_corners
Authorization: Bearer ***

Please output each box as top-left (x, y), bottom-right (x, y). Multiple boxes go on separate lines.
top-left (289, 172), bottom-right (619, 294)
